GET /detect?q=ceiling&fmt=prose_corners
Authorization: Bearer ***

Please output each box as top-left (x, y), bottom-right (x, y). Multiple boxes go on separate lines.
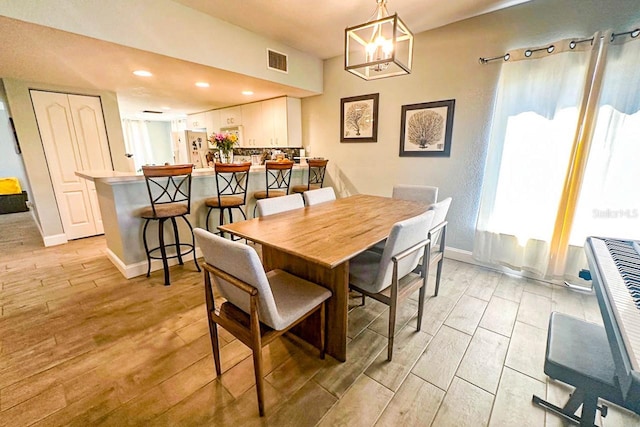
top-left (0, 0), bottom-right (528, 120)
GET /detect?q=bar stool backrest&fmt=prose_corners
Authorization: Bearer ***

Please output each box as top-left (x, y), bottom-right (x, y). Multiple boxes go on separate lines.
top-left (306, 159), bottom-right (328, 190)
top-left (142, 164), bottom-right (194, 217)
top-left (214, 162), bottom-right (252, 205)
top-left (264, 161), bottom-right (294, 197)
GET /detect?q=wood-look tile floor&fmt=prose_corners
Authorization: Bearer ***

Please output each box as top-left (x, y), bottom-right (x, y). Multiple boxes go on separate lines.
top-left (1, 211), bottom-right (639, 426)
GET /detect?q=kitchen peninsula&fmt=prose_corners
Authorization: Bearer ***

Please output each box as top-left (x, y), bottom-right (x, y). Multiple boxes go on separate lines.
top-left (77, 164), bottom-right (305, 279)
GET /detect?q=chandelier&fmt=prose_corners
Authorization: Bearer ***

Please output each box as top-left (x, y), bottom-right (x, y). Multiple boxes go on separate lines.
top-left (345, 0), bottom-right (414, 80)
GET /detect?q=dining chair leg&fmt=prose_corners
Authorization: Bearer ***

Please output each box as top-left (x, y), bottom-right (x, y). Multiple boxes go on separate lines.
top-left (417, 280), bottom-right (426, 331)
top-left (250, 301), bottom-right (265, 416)
top-left (204, 272), bottom-right (222, 375)
top-left (319, 302), bottom-right (326, 359)
top-left (170, 216), bottom-right (184, 265)
top-left (434, 259), bottom-right (444, 296)
top-left (388, 288), bottom-right (398, 361)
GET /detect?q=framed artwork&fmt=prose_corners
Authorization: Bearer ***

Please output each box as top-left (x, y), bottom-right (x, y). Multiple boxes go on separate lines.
top-left (9, 117), bottom-right (21, 154)
top-left (340, 93), bottom-right (379, 142)
top-left (399, 99), bottom-right (455, 157)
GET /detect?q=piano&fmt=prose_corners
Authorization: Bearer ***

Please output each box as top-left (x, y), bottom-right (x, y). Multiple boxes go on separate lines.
top-left (585, 237), bottom-right (640, 413)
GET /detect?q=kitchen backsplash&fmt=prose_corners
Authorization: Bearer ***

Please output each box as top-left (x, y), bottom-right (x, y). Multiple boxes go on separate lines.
top-left (232, 147), bottom-right (302, 162)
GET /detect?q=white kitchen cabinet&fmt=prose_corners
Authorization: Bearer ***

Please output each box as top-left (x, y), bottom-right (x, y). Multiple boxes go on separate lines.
top-left (204, 110), bottom-right (221, 148)
top-left (188, 112), bottom-right (206, 130)
top-left (241, 102), bottom-right (263, 147)
top-left (220, 106), bottom-right (242, 126)
top-left (262, 97), bottom-right (301, 147)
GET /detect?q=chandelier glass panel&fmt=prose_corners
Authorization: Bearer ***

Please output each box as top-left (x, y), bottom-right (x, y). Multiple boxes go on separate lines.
top-left (345, 0), bottom-right (414, 80)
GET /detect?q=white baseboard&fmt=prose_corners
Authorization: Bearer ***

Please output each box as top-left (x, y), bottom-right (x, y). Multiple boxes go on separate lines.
top-left (43, 233), bottom-right (68, 247)
top-left (443, 246), bottom-right (475, 264)
top-left (443, 246), bottom-right (565, 285)
top-left (107, 247), bottom-right (203, 279)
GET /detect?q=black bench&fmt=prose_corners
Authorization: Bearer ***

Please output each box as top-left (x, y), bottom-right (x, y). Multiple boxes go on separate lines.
top-left (533, 312), bottom-right (626, 426)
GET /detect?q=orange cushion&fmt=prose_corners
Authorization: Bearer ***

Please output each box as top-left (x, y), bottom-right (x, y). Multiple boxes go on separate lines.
top-left (253, 190), bottom-right (286, 199)
top-left (205, 196), bottom-right (245, 208)
top-left (140, 203), bottom-right (188, 219)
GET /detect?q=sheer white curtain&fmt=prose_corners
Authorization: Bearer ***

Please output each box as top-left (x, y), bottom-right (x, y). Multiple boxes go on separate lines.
top-left (474, 37), bottom-right (600, 277)
top-left (122, 119), bottom-right (154, 172)
top-left (570, 34), bottom-right (640, 246)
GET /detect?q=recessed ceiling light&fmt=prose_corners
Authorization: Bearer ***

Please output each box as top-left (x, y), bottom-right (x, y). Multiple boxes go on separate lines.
top-left (242, 90), bottom-right (254, 96)
top-left (133, 70), bottom-right (152, 77)
top-left (195, 82), bottom-right (210, 88)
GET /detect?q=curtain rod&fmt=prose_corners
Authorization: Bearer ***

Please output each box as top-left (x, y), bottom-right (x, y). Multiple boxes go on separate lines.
top-left (479, 27), bottom-right (640, 64)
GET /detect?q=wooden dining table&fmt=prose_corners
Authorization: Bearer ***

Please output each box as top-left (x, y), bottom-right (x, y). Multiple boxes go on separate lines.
top-left (218, 193), bottom-right (431, 361)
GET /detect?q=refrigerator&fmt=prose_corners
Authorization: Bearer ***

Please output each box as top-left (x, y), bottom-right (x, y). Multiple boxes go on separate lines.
top-left (171, 130), bottom-right (209, 168)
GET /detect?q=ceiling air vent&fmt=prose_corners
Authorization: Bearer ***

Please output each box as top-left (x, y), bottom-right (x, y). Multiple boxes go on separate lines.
top-left (142, 110), bottom-right (163, 114)
top-left (267, 49), bottom-right (288, 73)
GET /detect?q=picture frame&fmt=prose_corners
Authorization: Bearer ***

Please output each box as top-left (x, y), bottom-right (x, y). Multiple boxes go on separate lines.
top-left (340, 93), bottom-right (379, 142)
top-left (9, 117), bottom-right (21, 154)
top-left (399, 99), bottom-right (455, 157)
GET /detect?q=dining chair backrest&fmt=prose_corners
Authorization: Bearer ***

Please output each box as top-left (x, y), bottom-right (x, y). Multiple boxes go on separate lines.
top-left (372, 210), bottom-right (435, 293)
top-left (304, 187), bottom-right (336, 206)
top-left (429, 197), bottom-right (452, 244)
top-left (392, 184), bottom-right (438, 205)
top-left (194, 228), bottom-right (283, 329)
top-left (256, 193), bottom-right (304, 217)
top-left (264, 160), bottom-right (294, 197)
top-left (142, 164), bottom-right (194, 217)
top-left (214, 162), bottom-right (252, 204)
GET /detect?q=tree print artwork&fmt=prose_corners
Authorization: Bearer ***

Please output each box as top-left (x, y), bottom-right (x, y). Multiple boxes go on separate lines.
top-left (407, 110), bottom-right (444, 148)
top-left (399, 99), bottom-right (455, 157)
top-left (345, 102), bottom-right (372, 136)
top-left (340, 94), bottom-right (379, 142)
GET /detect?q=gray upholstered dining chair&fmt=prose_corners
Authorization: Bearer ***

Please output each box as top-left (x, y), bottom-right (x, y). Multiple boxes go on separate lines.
top-left (427, 197), bottom-right (452, 296)
top-left (371, 184), bottom-right (438, 253)
top-left (256, 193), bottom-right (304, 217)
top-left (392, 184), bottom-right (438, 205)
top-left (194, 228), bottom-right (331, 417)
top-left (349, 210), bottom-right (435, 361)
top-left (303, 187), bottom-right (336, 206)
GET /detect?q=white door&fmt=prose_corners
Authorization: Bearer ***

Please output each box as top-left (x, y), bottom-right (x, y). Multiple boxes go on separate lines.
top-left (31, 90), bottom-right (113, 239)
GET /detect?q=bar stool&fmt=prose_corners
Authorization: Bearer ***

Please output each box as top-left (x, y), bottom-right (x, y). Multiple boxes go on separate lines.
top-left (291, 158), bottom-right (328, 195)
top-left (252, 160), bottom-right (294, 217)
top-left (204, 162), bottom-right (251, 239)
top-left (140, 164), bottom-right (200, 286)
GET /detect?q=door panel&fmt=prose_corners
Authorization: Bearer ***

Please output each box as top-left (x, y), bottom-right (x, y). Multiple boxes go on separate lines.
top-left (31, 90), bottom-right (111, 239)
top-left (68, 95), bottom-right (111, 234)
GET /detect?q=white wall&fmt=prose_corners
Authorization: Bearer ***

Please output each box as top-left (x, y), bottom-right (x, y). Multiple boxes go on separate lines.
top-left (301, 0), bottom-right (640, 252)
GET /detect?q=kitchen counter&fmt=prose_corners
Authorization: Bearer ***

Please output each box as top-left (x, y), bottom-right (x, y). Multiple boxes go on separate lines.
top-left (76, 164), bottom-right (305, 279)
top-left (77, 163), bottom-right (305, 183)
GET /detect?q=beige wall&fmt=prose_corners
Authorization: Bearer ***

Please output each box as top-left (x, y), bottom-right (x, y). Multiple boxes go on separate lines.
top-left (301, 0), bottom-right (640, 252)
top-left (2, 78), bottom-right (129, 243)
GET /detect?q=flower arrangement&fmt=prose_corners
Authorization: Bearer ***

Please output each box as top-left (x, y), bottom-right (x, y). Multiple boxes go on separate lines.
top-left (208, 132), bottom-right (238, 153)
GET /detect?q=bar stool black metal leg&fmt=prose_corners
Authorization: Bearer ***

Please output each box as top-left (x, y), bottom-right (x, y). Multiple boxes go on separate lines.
top-left (182, 215), bottom-right (200, 272)
top-left (205, 207), bottom-right (214, 232)
top-left (219, 208), bottom-right (225, 239)
top-left (158, 218), bottom-right (170, 286)
top-left (143, 219), bottom-right (152, 277)
top-left (170, 216), bottom-right (184, 265)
